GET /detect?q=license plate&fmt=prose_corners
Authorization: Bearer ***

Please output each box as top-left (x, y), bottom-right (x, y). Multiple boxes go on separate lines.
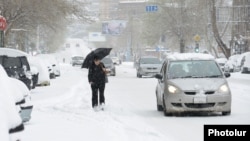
top-left (193, 97), bottom-right (207, 103)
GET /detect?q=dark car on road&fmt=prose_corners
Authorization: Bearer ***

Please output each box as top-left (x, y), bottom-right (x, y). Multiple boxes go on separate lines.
top-left (71, 56), bottom-right (84, 66)
top-left (102, 57), bottom-right (116, 76)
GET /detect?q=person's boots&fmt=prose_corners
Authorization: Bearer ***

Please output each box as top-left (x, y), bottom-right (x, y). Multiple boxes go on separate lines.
top-left (100, 103), bottom-right (105, 111)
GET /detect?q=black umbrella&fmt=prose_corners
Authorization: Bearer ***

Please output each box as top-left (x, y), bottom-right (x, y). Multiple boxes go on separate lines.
top-left (81, 47), bottom-right (112, 68)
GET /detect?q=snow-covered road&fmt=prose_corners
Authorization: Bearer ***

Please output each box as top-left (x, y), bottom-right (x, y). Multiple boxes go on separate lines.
top-left (23, 62), bottom-right (250, 141)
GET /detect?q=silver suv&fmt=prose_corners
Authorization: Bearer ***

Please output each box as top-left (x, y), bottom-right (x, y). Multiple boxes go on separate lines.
top-left (155, 53), bottom-right (231, 116)
top-left (102, 57), bottom-right (116, 76)
top-left (71, 56), bottom-right (84, 66)
top-left (136, 56), bottom-right (161, 78)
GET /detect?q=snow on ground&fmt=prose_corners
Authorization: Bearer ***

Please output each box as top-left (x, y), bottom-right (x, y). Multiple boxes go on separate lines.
top-left (20, 41), bottom-right (250, 141)
top-left (23, 63), bottom-right (168, 141)
top-left (21, 61), bottom-right (250, 141)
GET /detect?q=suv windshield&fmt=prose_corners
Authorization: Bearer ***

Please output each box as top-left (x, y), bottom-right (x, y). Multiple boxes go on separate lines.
top-left (140, 58), bottom-right (161, 64)
top-left (167, 60), bottom-right (223, 79)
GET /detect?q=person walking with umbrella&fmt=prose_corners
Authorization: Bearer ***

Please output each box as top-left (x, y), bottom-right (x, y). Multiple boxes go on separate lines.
top-left (82, 48), bottom-right (112, 111)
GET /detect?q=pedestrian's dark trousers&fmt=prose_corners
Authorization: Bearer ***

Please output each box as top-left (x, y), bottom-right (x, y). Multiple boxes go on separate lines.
top-left (91, 83), bottom-right (105, 108)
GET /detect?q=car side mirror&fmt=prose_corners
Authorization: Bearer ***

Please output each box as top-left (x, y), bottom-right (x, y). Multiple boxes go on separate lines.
top-left (155, 74), bottom-right (163, 80)
top-left (224, 72), bottom-right (230, 78)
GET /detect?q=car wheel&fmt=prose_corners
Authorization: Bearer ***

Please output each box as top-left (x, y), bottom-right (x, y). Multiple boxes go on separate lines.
top-left (157, 105), bottom-right (163, 111)
top-left (163, 96), bottom-right (172, 116)
top-left (156, 91), bottom-right (163, 111)
top-left (137, 72), bottom-right (142, 78)
top-left (222, 111), bottom-right (231, 116)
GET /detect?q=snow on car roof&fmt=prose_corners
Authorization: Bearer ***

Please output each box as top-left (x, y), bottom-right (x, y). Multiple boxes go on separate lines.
top-left (0, 48), bottom-right (29, 57)
top-left (167, 53), bottom-right (215, 61)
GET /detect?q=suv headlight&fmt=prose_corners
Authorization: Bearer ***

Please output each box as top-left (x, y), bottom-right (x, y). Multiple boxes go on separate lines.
top-left (218, 84), bottom-right (230, 93)
top-left (168, 85), bottom-right (179, 94)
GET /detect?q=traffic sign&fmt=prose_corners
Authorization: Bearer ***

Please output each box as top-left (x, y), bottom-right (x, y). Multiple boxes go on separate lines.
top-left (193, 34), bottom-right (201, 42)
top-left (146, 5), bottom-right (158, 12)
top-left (0, 16), bottom-right (7, 31)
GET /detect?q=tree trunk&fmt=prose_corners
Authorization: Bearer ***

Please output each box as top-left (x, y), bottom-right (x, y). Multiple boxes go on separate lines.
top-left (209, 0), bottom-right (231, 58)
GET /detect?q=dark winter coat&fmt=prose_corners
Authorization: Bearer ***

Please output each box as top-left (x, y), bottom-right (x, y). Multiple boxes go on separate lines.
top-left (88, 62), bottom-right (106, 84)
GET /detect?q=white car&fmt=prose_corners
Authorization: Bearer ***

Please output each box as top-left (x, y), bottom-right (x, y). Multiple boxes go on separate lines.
top-left (0, 65), bottom-right (24, 140)
top-left (224, 54), bottom-right (240, 72)
top-left (9, 78), bottom-right (33, 122)
top-left (28, 56), bottom-right (50, 86)
top-left (36, 54), bottom-right (61, 77)
top-left (155, 53), bottom-right (231, 116)
top-left (236, 52), bottom-right (250, 73)
top-left (0, 65), bottom-right (33, 123)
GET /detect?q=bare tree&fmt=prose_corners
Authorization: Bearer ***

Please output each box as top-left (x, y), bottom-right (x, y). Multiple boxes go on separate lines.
top-left (0, 0), bottom-right (91, 52)
top-left (209, 0), bottom-right (231, 58)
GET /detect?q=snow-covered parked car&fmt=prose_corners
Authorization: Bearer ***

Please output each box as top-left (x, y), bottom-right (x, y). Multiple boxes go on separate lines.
top-left (0, 95), bottom-right (24, 141)
top-left (0, 64), bottom-right (33, 122)
top-left (155, 53), bottom-right (231, 116)
top-left (0, 48), bottom-right (39, 89)
top-left (9, 77), bottom-right (33, 122)
top-left (36, 54), bottom-right (61, 77)
top-left (236, 52), bottom-right (250, 73)
top-left (28, 56), bottom-right (50, 86)
top-left (224, 54), bottom-right (240, 72)
top-left (0, 65), bottom-right (24, 140)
